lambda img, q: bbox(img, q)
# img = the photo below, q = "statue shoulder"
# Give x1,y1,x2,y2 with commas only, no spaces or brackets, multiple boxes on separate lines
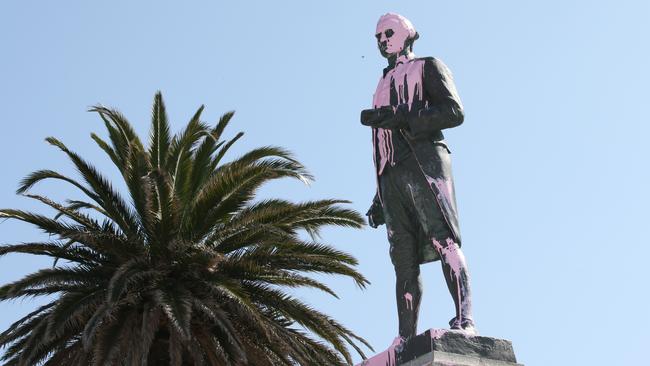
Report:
414,56,441,65
417,57,453,79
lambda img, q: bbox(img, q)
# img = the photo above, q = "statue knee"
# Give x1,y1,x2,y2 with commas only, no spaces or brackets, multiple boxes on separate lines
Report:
430,236,459,256
431,237,468,270
390,256,419,280
388,232,419,274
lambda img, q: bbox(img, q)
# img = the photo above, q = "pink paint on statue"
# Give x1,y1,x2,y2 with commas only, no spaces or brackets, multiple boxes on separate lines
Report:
372,59,425,110
375,13,416,56
371,13,425,176
358,336,403,366
424,175,453,204
373,75,392,108
372,60,425,175
430,238,442,252
431,238,466,322
376,128,394,175
390,60,425,109
358,329,474,365
442,238,464,279
404,292,413,311
430,328,449,340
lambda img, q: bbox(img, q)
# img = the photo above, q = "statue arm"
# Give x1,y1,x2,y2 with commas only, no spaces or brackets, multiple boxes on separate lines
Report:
405,58,465,138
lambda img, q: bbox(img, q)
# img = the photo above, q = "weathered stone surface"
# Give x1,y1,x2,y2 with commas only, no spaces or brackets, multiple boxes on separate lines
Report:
357,329,523,366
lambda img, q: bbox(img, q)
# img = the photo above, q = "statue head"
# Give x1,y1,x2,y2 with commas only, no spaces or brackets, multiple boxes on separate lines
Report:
375,13,419,59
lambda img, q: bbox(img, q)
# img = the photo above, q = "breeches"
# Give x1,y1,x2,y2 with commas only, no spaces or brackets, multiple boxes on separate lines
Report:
379,154,453,270
379,153,463,338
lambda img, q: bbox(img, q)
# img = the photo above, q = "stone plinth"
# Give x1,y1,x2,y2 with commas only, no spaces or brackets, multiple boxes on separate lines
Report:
357,329,523,366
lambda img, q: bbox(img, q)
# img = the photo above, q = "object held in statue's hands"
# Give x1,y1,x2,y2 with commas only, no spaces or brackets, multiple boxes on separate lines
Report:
360,104,410,129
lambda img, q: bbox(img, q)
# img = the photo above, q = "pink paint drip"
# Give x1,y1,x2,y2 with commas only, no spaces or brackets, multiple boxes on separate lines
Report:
425,175,453,204
404,292,413,311
373,59,425,110
400,143,456,242
358,336,403,366
376,128,394,175
431,238,465,323
372,57,425,176
371,129,384,207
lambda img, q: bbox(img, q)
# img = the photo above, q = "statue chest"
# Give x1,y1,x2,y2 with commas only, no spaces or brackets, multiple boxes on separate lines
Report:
373,59,426,109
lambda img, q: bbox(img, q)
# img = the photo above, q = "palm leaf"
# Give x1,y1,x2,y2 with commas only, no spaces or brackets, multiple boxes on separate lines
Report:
149,91,171,170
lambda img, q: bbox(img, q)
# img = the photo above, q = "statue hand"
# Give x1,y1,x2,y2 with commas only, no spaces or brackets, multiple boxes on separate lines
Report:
360,106,393,126
360,105,410,129
366,199,385,228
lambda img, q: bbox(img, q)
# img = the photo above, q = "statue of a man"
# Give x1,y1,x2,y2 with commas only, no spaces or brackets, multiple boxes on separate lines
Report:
361,13,476,341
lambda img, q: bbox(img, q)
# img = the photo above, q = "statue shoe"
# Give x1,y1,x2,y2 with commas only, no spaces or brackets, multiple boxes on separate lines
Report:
449,317,478,336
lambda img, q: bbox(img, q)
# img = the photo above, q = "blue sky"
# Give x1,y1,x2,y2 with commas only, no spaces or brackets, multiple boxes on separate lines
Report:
1,1,649,364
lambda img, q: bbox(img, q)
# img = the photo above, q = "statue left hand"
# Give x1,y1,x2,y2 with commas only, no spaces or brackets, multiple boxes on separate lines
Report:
366,199,385,228
360,104,410,129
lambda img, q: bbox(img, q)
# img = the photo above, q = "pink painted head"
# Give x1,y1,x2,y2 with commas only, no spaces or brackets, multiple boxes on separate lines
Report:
375,13,418,58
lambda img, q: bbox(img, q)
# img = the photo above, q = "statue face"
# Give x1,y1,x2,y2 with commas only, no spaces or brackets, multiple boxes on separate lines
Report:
375,14,415,58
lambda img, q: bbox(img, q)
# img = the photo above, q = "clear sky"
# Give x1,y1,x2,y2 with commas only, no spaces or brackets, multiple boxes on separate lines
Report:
1,1,649,365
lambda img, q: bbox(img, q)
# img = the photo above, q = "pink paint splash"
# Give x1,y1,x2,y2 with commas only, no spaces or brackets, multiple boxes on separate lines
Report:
376,13,417,56
431,238,465,323
371,129,385,207
372,59,425,110
371,49,425,176
430,328,449,340
358,328,476,365
404,152,455,242
404,292,413,311
370,14,425,178
358,336,403,366
424,175,453,204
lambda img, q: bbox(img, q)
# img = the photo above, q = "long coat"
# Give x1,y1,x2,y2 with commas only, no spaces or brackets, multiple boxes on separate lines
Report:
371,56,465,264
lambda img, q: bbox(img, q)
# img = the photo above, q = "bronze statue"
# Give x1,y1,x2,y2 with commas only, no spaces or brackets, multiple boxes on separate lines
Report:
361,13,476,342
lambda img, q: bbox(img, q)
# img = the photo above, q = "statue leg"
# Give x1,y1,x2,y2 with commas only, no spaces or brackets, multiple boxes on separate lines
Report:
402,162,475,331
387,227,422,339
380,168,423,340
430,237,475,331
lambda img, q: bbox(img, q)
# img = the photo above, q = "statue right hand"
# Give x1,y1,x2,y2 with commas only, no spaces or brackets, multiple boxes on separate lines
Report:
361,105,410,129
366,200,385,228
360,106,394,127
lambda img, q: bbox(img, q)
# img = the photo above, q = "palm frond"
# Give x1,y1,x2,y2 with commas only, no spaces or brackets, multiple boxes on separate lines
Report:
149,91,171,170
45,137,139,237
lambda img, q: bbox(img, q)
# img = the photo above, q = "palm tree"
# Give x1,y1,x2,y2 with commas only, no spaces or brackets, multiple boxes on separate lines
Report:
0,92,372,366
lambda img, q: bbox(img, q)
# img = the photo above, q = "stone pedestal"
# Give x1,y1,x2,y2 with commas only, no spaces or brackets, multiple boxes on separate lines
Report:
357,329,523,366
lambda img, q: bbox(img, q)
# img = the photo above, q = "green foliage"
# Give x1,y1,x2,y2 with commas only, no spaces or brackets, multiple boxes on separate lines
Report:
0,92,372,365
